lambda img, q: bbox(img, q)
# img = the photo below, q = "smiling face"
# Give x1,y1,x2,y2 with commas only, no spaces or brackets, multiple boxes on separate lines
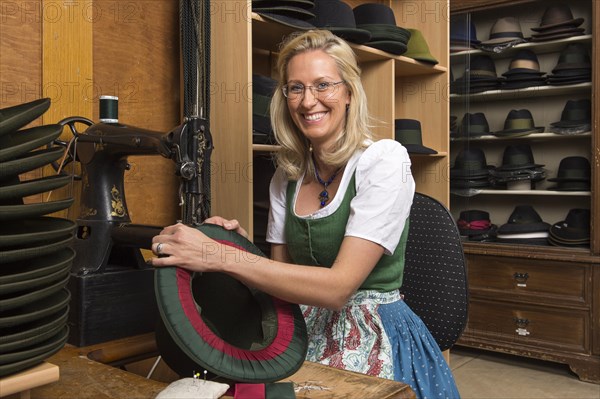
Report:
285,50,351,150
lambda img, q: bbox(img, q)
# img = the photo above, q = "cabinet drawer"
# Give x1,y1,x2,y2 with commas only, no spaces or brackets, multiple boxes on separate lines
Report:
464,299,590,353
466,255,590,306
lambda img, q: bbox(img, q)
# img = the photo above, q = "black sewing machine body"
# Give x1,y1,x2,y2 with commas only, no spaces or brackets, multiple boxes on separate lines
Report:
67,117,212,346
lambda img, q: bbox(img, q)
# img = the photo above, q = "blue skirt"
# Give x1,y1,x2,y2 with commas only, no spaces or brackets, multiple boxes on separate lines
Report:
302,290,460,399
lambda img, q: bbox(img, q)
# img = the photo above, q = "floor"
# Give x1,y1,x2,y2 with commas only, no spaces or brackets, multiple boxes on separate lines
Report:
450,346,600,398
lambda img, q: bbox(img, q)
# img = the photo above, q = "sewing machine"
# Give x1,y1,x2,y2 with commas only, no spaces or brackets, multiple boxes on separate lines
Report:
59,116,212,346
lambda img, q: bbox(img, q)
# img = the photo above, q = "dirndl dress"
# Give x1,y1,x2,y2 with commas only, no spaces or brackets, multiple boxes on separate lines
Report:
301,290,461,399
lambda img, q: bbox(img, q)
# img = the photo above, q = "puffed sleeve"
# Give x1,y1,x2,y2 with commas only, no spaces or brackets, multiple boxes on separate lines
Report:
266,167,289,245
345,139,415,255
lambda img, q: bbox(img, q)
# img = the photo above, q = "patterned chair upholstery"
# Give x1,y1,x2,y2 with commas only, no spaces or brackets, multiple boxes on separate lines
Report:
400,192,469,351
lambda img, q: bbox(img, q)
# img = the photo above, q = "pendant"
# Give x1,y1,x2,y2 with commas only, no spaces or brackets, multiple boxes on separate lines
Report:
318,189,329,207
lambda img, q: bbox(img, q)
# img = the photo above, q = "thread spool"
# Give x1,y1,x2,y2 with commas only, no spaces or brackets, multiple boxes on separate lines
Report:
99,95,118,123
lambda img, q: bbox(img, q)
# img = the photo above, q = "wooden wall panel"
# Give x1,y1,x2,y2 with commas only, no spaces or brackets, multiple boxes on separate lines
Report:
92,0,181,227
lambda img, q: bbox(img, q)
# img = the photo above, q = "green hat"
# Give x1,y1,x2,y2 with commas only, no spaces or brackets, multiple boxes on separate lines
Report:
155,223,308,383
0,98,50,137
404,29,439,65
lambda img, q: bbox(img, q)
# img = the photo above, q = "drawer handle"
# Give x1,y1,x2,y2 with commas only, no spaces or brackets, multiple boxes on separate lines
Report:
513,272,529,287
514,318,530,327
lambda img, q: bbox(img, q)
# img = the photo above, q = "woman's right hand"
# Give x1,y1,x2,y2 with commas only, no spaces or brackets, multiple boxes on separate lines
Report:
203,216,249,238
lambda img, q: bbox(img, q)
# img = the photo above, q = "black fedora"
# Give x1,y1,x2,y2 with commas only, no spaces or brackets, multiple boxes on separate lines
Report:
550,99,591,128
450,14,481,46
0,98,51,137
502,50,546,77
458,112,491,138
394,119,437,154
252,0,315,30
497,205,550,234
552,43,591,72
450,147,492,179
155,223,307,383
493,109,545,137
353,3,410,55
496,144,544,171
531,4,584,32
308,0,371,44
549,208,590,243
547,156,590,191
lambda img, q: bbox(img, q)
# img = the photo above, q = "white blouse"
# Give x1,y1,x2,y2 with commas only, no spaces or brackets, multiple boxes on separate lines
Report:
266,139,415,255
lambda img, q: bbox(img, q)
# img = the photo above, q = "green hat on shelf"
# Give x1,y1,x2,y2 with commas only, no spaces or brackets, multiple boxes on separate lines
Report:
404,29,438,65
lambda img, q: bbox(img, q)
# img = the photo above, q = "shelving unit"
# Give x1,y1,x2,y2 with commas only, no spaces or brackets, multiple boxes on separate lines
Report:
210,0,450,236
450,0,600,383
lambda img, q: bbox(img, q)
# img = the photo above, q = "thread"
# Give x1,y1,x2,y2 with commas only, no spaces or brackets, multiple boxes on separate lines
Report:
99,95,118,123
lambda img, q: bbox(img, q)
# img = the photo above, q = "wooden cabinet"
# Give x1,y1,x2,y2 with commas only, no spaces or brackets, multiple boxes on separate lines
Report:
450,0,600,383
210,0,450,237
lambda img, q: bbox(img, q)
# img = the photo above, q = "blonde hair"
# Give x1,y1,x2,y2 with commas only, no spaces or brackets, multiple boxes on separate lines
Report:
270,29,372,180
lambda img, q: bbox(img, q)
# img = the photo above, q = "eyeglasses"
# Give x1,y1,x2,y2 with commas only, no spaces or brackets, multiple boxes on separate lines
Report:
282,81,345,101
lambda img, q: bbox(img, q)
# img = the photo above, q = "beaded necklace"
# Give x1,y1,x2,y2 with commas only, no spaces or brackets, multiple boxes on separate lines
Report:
312,154,341,207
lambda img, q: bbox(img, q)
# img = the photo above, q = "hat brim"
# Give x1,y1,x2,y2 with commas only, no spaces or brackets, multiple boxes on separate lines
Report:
363,40,407,55
155,223,308,383
497,222,550,234
550,222,589,241
493,126,545,136
254,11,315,30
0,174,72,203
252,0,315,10
403,144,437,154
0,147,64,181
0,198,74,222
0,98,51,137
531,17,584,32
327,27,372,44
480,37,526,46
0,217,76,249
0,124,63,163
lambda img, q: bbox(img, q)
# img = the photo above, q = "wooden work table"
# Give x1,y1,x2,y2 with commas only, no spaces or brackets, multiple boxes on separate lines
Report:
2,334,415,399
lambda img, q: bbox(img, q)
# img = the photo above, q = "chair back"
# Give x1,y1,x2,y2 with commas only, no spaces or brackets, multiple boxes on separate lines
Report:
400,192,468,351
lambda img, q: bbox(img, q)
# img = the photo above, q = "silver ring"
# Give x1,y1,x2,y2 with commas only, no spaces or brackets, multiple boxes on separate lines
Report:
156,243,164,254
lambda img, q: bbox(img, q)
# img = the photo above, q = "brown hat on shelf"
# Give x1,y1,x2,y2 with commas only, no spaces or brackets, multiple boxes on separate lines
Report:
531,4,584,32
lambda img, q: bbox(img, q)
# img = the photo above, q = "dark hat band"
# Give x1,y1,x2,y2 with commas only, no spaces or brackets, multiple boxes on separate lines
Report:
510,59,540,70
507,153,534,165
457,219,491,230
557,169,590,179
459,160,486,169
395,129,422,145
560,52,589,63
504,118,535,129
463,124,489,134
563,108,589,120
489,31,524,40
253,93,272,117
470,69,496,78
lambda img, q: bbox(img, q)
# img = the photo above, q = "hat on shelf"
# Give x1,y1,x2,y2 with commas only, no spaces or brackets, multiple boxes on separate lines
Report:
457,112,491,138
500,50,548,89
496,205,550,246
252,74,277,145
450,13,481,50
547,43,592,86
531,4,584,32
495,144,544,171
155,223,308,383
493,109,545,137
549,99,591,134
546,156,591,191
352,3,411,55
307,0,371,44
530,3,586,43
252,0,316,30
404,29,438,65
394,119,437,154
456,209,497,240
450,147,493,189
548,208,590,247
451,55,500,94
479,17,527,49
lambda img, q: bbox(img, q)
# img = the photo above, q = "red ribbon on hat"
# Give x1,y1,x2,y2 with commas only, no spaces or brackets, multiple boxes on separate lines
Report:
458,219,491,230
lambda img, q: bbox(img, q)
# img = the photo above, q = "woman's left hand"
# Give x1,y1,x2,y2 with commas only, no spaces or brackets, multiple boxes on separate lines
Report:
150,223,222,271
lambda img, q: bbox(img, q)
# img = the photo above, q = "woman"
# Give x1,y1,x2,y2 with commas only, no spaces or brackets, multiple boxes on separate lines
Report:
152,29,460,398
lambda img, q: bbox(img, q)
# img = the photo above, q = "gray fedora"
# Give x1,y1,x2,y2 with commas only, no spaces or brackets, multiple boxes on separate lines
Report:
480,17,526,46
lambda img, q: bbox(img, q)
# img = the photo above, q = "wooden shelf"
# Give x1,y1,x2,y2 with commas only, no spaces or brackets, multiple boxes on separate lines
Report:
450,82,592,102
451,189,591,196
0,362,59,398
451,132,592,142
450,34,593,59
